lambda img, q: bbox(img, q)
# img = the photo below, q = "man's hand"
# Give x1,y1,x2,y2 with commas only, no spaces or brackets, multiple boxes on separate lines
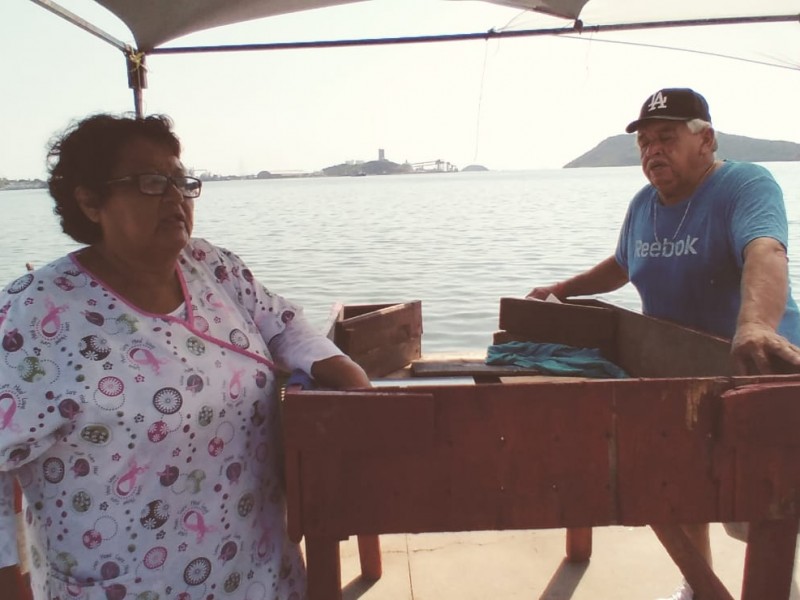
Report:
525,256,629,303
526,283,564,301
731,322,800,375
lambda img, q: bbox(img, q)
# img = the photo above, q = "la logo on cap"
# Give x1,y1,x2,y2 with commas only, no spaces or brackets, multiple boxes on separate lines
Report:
647,91,668,112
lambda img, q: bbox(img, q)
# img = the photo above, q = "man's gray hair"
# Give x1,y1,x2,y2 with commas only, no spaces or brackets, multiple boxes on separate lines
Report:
686,118,718,151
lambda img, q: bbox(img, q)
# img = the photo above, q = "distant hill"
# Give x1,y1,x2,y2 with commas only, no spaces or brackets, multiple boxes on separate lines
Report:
564,132,800,168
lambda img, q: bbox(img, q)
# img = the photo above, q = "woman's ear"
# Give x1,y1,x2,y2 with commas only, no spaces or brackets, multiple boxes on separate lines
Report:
75,186,102,223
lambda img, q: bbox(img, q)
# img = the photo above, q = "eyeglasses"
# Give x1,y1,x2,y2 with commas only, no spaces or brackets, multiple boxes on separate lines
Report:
104,173,202,198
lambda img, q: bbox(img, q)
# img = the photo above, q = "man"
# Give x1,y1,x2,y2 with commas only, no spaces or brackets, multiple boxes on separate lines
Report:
528,87,800,600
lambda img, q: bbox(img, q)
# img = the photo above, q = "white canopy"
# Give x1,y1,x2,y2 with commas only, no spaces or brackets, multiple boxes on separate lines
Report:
88,0,591,50
32,0,800,52
30,0,799,115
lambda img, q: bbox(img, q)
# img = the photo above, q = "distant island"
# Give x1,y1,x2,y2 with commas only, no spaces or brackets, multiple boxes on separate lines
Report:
0,177,46,191
0,151,468,191
321,159,412,177
9,132,797,190
564,132,800,168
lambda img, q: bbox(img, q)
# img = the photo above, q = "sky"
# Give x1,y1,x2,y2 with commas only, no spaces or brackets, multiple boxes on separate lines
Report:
2,0,799,178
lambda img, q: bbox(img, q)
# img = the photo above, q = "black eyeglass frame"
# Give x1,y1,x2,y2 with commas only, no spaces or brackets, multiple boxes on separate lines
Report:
103,173,203,198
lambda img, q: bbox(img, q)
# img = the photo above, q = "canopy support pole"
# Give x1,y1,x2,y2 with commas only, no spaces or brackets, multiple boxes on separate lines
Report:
126,51,147,118
148,14,800,56
30,0,128,51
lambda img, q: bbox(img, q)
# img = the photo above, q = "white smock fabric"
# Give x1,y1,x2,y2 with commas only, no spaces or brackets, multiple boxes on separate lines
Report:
0,237,343,600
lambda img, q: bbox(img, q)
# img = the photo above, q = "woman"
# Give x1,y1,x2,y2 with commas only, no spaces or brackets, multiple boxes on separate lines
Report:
0,114,370,599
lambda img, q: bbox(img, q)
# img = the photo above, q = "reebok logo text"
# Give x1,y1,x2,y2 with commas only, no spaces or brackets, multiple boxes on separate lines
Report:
635,236,698,258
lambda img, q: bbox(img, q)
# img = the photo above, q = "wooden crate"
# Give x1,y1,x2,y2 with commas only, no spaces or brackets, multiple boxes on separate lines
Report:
333,301,422,378
495,297,733,378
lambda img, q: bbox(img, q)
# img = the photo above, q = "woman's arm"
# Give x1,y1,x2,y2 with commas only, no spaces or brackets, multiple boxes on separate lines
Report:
310,355,371,389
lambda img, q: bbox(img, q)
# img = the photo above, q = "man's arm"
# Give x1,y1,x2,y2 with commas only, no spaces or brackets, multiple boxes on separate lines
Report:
527,255,629,300
732,237,800,374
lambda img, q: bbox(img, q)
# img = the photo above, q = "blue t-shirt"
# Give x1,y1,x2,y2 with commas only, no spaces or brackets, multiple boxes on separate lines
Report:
615,160,800,343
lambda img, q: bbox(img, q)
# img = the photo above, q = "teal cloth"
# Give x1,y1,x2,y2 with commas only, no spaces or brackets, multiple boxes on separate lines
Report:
486,341,629,379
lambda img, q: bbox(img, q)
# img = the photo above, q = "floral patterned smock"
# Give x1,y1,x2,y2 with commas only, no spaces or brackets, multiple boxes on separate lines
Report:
0,238,343,600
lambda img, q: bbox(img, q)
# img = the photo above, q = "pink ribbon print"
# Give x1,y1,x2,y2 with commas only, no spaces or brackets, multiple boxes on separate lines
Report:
115,459,149,497
228,369,245,402
0,392,19,432
183,509,218,543
40,298,68,338
129,347,169,374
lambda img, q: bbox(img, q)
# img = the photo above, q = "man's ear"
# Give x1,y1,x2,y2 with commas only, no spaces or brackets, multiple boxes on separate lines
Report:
700,127,716,154
75,186,102,223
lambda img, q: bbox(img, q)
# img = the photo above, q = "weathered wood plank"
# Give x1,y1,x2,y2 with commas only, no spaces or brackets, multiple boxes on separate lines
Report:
411,358,543,377
357,535,382,581
719,383,800,522
613,378,730,524
340,303,406,320
333,301,422,377
284,378,800,600
498,297,618,360
285,381,800,533
348,339,421,379
721,382,800,446
284,449,303,542
286,383,615,537
497,296,733,377
651,523,734,600
612,304,732,377
285,380,800,534
565,527,592,562
499,375,593,384
742,519,800,600
282,390,435,453
305,537,342,600
335,301,422,354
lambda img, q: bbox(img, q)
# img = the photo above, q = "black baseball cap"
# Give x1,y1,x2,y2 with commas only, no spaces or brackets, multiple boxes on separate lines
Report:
625,88,712,133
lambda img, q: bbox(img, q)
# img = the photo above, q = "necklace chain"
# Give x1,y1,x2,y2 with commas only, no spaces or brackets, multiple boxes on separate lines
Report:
653,196,693,241
652,161,716,241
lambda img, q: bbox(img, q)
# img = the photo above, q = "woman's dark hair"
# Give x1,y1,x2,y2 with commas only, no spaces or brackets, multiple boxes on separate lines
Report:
47,113,182,244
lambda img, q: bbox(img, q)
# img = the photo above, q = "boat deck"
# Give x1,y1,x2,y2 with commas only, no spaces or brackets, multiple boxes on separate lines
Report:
334,525,800,599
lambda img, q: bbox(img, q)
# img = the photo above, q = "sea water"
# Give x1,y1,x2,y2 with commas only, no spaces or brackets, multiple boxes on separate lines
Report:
2,163,798,353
